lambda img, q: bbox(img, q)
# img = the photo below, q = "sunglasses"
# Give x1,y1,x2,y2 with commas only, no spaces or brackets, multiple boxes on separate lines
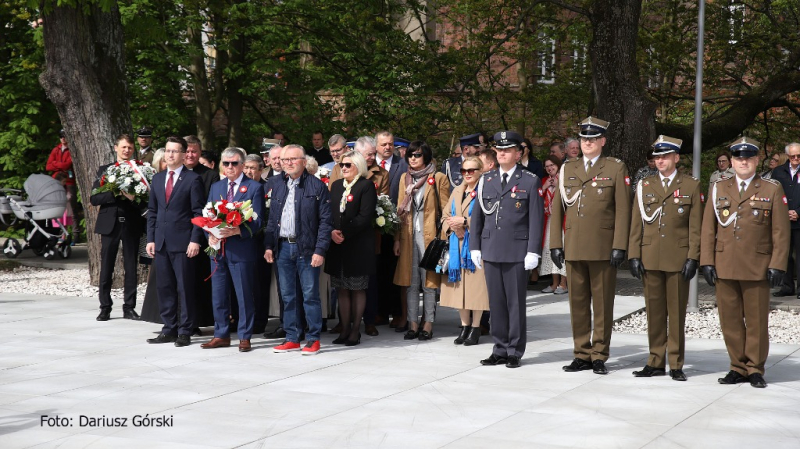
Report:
790,155,800,160
338,162,353,169
409,152,424,159
222,161,240,167
460,168,479,175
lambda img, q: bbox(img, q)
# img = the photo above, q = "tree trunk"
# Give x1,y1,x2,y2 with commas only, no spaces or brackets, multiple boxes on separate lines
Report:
590,0,657,170
187,19,215,152
227,35,246,148
38,1,133,286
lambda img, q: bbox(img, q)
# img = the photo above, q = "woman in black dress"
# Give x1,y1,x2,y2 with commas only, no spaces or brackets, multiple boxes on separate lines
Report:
325,151,378,346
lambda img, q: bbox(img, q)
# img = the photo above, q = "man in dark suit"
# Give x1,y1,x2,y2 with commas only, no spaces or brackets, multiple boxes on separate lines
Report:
89,134,144,321
145,136,205,347
308,131,333,165
375,131,409,329
201,147,265,352
183,135,219,197
769,142,800,297
470,131,544,369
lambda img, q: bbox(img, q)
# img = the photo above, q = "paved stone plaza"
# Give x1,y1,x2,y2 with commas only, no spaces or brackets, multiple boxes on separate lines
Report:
1,290,799,448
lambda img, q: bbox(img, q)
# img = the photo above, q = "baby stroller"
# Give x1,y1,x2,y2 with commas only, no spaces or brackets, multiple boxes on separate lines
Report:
2,174,72,260
0,187,23,226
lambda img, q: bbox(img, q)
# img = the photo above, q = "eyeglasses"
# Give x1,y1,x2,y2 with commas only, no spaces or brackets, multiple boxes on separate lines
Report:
222,161,240,167
280,157,304,164
409,152,424,159
339,162,353,169
460,168,479,175
580,137,599,143
789,155,800,160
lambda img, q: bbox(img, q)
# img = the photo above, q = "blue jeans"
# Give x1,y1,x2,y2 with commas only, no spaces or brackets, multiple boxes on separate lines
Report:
276,241,322,342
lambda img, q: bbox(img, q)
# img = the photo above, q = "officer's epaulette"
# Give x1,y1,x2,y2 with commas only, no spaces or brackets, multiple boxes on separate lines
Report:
710,177,726,184
762,178,779,186
607,157,624,164
521,169,538,179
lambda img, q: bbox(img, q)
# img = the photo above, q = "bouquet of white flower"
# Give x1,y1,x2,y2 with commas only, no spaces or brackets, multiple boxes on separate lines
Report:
374,194,400,235
91,160,156,204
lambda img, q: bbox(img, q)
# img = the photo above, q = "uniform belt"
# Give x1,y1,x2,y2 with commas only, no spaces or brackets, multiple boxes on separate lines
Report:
279,237,297,243
117,217,126,222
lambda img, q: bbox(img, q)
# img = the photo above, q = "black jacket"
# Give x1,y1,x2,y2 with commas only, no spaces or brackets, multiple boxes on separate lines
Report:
89,164,145,236
770,161,800,229
325,177,378,277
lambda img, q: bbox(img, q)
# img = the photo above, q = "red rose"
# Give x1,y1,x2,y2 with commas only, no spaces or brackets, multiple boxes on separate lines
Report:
100,175,106,186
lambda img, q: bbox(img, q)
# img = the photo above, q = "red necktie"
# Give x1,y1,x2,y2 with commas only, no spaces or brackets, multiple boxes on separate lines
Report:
165,171,175,203
380,160,386,170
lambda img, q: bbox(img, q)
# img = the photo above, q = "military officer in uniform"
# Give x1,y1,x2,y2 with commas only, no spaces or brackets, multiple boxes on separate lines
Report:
470,131,544,368
628,135,702,381
550,116,631,375
136,127,154,164
700,137,789,388
442,133,484,190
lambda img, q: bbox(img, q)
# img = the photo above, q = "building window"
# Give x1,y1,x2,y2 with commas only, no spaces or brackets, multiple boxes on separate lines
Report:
728,2,745,45
537,33,556,84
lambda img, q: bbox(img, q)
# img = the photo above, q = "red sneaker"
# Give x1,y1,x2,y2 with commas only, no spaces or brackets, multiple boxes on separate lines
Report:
273,341,301,353
301,340,321,355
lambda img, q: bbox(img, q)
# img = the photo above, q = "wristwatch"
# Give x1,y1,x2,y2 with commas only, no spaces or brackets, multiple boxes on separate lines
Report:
463,217,467,226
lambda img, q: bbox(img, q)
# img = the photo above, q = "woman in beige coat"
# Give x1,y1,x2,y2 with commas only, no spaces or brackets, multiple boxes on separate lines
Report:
393,141,450,341
439,156,489,346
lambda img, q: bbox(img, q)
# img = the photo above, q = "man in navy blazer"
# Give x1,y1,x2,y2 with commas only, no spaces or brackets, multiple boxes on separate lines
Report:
201,147,265,352
145,136,205,347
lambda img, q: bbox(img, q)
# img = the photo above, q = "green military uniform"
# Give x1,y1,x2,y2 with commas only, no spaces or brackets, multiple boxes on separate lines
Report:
628,136,702,377
700,137,790,386
550,117,631,368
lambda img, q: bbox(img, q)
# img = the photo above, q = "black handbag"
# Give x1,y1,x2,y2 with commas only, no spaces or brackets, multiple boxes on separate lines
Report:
418,177,449,271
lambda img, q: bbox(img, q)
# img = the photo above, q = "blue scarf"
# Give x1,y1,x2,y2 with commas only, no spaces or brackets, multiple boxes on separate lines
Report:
448,194,476,282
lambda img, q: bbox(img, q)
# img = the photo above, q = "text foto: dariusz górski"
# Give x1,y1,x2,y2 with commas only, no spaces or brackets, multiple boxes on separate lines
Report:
40,414,174,428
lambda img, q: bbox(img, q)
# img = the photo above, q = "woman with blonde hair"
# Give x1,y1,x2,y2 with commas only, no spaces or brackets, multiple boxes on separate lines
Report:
439,156,489,345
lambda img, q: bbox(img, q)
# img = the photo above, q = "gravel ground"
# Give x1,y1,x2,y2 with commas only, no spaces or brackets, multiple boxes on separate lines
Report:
614,305,800,344
0,266,147,303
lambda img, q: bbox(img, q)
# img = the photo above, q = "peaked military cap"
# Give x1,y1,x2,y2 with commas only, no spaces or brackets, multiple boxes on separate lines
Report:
394,137,410,149
260,138,280,153
493,131,523,149
651,135,682,155
459,133,482,147
136,127,153,137
729,137,760,158
578,116,609,138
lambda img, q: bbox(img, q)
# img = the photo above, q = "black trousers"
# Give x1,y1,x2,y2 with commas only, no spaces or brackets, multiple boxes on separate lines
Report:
156,248,196,336
377,238,401,318
780,227,800,293
98,219,140,311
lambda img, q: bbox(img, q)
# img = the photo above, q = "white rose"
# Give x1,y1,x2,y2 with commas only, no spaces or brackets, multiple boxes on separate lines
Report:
376,216,386,227
108,175,116,183
133,174,141,181
376,207,384,215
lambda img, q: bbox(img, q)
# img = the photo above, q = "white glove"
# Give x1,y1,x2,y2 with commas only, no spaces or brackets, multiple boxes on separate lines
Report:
470,250,483,270
524,252,540,270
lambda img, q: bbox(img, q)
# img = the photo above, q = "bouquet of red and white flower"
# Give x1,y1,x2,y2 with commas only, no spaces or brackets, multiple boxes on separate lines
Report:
191,199,259,257
314,166,331,186
91,160,155,204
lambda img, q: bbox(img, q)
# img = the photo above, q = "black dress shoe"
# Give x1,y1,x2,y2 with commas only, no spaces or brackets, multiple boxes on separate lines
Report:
365,325,379,336
718,370,748,384
403,329,419,340
670,369,687,381
506,356,521,368
123,310,140,320
562,358,592,372
454,326,470,345
463,327,481,346
480,354,508,366
265,327,286,339
417,330,433,341
748,373,767,388
345,332,361,347
192,327,203,337
147,333,177,344
394,323,409,333
632,365,666,377
592,360,608,375
174,335,191,347
96,310,111,321
332,336,348,345
772,290,795,297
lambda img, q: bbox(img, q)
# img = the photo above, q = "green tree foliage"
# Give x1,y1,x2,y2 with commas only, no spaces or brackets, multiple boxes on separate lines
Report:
0,1,59,189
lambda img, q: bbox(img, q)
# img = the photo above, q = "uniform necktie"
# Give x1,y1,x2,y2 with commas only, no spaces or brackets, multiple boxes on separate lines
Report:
227,181,235,202
501,173,508,190
380,159,386,170
165,171,175,203
662,178,669,193
586,160,593,173
739,181,746,198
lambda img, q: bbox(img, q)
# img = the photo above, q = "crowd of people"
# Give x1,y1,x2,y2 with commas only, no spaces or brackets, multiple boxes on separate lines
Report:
81,119,800,389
